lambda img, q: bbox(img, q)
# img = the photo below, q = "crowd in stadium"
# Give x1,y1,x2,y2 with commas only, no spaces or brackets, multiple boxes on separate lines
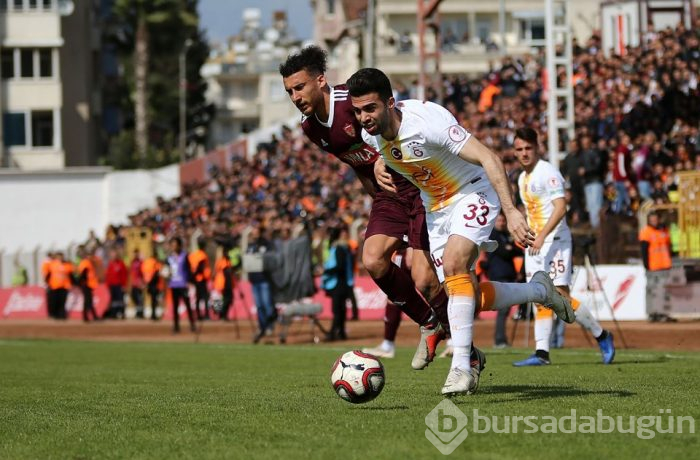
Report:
81,23,698,277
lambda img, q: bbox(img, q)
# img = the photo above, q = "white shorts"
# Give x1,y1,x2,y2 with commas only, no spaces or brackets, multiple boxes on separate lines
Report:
426,183,500,282
525,238,572,287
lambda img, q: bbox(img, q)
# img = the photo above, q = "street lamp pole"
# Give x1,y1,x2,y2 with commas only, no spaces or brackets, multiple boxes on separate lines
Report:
179,39,192,163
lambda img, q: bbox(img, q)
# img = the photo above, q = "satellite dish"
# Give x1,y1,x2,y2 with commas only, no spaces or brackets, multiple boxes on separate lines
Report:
58,0,75,16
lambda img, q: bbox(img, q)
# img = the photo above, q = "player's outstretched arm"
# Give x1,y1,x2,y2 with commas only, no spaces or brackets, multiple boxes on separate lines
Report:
458,137,535,247
373,157,397,193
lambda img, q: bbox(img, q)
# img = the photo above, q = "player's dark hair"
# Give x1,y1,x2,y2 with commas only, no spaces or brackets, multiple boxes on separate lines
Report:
279,45,327,77
514,127,539,145
347,68,393,102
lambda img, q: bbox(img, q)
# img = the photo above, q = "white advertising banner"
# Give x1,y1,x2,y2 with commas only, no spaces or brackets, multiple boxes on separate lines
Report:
571,264,647,321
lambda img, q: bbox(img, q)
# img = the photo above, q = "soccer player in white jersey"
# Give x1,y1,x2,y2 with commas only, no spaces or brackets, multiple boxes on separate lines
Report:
346,68,576,396
511,128,615,366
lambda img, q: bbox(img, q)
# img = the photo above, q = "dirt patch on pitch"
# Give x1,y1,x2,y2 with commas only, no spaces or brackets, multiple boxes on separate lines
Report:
0,317,698,352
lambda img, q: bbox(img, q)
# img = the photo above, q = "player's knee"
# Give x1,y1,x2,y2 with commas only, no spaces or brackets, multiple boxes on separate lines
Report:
441,259,468,279
362,250,390,278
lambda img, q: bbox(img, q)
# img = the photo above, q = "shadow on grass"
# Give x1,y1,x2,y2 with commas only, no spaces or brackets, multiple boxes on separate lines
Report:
357,405,410,411
461,385,635,403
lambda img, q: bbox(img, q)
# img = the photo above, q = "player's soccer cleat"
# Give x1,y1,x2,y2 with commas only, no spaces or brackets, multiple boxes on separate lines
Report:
513,354,551,367
362,345,395,359
412,321,446,370
531,271,576,323
441,367,479,396
598,332,615,364
470,346,487,392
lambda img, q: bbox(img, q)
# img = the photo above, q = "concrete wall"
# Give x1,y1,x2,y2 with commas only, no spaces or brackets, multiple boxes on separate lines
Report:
0,165,180,255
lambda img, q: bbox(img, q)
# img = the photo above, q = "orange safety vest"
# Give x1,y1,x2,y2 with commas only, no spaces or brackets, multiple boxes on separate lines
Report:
141,257,161,283
639,225,672,271
189,250,211,282
63,262,74,289
48,259,68,289
213,256,232,292
78,258,98,289
41,258,52,284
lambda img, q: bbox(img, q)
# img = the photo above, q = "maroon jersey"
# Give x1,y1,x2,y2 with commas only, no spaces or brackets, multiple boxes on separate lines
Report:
301,84,413,196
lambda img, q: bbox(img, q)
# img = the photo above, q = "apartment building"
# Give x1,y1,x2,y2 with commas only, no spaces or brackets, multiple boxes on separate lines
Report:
0,0,64,169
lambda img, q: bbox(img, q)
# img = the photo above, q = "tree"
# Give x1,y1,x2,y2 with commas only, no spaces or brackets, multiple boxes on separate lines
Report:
107,0,207,168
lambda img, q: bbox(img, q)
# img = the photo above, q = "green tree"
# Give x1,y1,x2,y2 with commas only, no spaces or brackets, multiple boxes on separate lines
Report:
107,0,209,168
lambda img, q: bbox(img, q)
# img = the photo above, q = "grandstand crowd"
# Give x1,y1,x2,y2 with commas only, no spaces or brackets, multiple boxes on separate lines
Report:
58,23,698,322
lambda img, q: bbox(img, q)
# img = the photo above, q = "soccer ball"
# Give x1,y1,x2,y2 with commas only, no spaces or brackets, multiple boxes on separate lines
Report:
330,350,385,404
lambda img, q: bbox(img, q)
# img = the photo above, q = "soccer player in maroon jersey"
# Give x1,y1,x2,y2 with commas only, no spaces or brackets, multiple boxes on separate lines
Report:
280,45,463,370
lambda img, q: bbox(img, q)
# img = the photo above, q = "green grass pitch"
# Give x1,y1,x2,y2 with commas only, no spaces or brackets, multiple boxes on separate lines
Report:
1,340,698,459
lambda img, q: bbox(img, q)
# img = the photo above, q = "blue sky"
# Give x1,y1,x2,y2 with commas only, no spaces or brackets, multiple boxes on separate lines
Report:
198,0,314,44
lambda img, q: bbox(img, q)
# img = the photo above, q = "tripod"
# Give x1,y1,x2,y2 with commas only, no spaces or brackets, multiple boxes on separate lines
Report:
572,245,629,349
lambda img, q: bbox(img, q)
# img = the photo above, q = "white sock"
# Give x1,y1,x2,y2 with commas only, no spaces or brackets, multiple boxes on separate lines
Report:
448,294,475,370
534,309,553,352
488,281,546,310
574,304,603,337
381,339,395,351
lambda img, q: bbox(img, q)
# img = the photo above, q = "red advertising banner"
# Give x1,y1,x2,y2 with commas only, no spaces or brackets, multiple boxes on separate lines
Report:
0,275,499,321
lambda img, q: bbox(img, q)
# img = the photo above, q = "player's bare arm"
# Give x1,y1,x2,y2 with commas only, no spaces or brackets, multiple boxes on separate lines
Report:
529,197,567,256
458,136,535,247
373,157,397,193
357,173,378,198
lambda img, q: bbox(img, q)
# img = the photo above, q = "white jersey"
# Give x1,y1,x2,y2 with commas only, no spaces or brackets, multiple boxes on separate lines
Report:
361,100,484,212
517,159,570,243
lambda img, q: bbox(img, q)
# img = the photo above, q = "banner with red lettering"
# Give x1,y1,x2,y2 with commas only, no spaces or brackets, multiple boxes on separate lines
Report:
1,275,504,321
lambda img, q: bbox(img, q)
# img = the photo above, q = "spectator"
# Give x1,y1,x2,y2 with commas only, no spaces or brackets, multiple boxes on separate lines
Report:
76,246,99,322
167,237,197,333
247,226,276,343
398,31,413,54
639,212,673,321
189,238,212,320
129,249,145,318
103,249,127,319
141,251,162,320
321,226,353,342
579,134,605,228
11,258,28,287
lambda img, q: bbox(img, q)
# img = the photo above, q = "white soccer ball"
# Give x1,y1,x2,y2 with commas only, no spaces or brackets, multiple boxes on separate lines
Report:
330,350,385,404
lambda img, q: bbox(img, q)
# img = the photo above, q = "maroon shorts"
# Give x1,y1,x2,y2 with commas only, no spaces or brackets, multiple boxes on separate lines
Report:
365,189,430,250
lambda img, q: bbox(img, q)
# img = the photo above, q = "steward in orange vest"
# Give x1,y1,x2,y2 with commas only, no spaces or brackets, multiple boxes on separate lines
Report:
189,238,211,320
213,242,234,320
141,254,163,320
77,246,99,322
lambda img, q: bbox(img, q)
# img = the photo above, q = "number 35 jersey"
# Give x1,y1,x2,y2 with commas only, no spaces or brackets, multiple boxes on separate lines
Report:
361,100,485,212
517,159,571,243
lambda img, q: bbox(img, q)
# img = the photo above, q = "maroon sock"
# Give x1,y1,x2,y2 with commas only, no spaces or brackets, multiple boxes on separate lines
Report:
429,288,450,334
384,302,403,341
373,264,432,325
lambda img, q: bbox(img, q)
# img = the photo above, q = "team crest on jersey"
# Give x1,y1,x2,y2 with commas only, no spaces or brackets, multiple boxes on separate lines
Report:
390,147,403,160
549,177,559,188
448,124,466,142
343,123,356,138
408,141,424,157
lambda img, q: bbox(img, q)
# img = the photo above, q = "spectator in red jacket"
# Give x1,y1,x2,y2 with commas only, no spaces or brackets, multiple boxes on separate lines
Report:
103,249,128,319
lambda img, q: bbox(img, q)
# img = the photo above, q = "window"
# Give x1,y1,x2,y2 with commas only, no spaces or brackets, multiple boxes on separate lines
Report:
39,49,52,77
31,111,54,147
42,0,52,9
20,49,33,78
326,0,335,15
520,19,546,43
0,0,7,12
3,113,26,147
29,0,38,9
1,49,13,79
13,0,22,10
